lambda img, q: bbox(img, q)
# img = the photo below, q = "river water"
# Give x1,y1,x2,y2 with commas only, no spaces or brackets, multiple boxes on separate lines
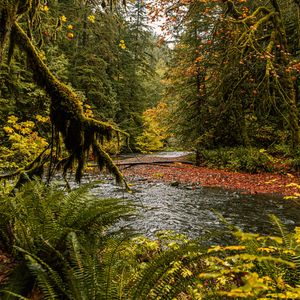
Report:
87,177,300,241
67,151,300,240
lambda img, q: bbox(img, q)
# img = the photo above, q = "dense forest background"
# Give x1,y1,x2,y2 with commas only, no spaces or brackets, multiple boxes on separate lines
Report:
2,0,300,177
0,0,168,165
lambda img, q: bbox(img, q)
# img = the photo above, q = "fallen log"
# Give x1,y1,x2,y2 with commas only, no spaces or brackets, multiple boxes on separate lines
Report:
88,160,195,167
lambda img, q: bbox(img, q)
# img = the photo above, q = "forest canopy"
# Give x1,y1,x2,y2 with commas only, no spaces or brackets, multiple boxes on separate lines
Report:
0,0,167,186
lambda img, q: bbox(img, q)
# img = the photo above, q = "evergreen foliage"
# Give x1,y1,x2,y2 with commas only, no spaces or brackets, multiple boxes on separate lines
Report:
3,1,300,298
0,1,141,188
1,182,300,299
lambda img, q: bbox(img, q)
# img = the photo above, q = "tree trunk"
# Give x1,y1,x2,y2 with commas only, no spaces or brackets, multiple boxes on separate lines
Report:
0,8,17,64
269,0,300,149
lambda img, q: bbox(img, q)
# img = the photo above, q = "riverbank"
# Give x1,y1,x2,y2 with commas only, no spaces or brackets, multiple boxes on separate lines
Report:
120,161,300,197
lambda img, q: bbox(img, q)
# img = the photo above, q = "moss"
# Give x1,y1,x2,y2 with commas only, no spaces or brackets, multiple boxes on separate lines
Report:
4,22,129,189
0,146,49,190
229,3,300,150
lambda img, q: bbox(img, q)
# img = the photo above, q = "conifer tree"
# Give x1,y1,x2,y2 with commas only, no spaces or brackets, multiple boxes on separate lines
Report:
114,1,157,150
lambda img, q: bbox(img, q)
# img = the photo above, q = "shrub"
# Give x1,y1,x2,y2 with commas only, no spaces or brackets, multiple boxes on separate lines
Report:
200,147,275,173
128,216,300,299
136,102,169,153
0,115,49,172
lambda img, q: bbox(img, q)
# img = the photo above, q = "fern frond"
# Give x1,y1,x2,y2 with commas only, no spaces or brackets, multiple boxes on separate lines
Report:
99,234,136,300
25,256,59,300
269,214,291,247
65,232,104,300
0,180,136,299
67,232,87,277
291,254,300,271
130,243,204,300
15,246,66,296
1,291,30,300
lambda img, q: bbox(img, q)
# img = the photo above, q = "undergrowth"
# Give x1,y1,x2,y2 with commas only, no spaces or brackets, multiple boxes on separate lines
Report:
1,181,300,299
0,180,134,299
197,147,275,173
194,145,300,174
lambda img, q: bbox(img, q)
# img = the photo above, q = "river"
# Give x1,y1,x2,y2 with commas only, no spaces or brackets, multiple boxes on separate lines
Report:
67,151,300,241
84,176,300,241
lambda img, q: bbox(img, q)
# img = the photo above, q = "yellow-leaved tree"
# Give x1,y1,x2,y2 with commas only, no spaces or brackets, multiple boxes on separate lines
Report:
136,102,169,152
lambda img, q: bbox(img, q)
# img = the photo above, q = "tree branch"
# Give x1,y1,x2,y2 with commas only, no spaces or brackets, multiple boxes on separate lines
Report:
8,21,129,187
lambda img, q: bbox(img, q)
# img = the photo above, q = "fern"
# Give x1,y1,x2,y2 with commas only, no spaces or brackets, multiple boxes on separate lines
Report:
0,179,135,299
15,247,67,297
269,214,291,247
130,243,204,300
26,257,59,300
99,234,136,300
2,291,30,300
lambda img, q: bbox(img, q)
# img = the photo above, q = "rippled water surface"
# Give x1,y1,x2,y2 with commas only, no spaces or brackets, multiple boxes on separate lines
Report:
86,177,300,239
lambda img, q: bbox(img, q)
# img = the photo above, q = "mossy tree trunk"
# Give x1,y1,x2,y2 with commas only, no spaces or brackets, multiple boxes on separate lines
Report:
10,22,128,186
0,7,17,64
0,0,34,64
223,0,300,150
271,0,300,149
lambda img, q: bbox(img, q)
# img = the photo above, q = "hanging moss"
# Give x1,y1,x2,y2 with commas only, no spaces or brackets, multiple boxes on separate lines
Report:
0,22,129,190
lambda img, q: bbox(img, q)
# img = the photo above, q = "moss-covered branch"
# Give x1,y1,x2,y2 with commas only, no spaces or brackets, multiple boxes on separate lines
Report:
10,21,129,187
233,6,271,25
0,146,49,190
226,2,300,149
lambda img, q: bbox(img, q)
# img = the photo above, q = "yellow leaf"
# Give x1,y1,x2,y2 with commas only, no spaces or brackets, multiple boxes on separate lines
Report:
181,268,193,278
88,15,95,23
7,115,18,124
3,126,14,134
61,15,67,22
67,32,74,39
208,245,223,253
36,115,49,123
257,247,276,253
286,183,300,188
265,179,277,184
284,195,299,200
223,245,246,251
40,5,49,12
